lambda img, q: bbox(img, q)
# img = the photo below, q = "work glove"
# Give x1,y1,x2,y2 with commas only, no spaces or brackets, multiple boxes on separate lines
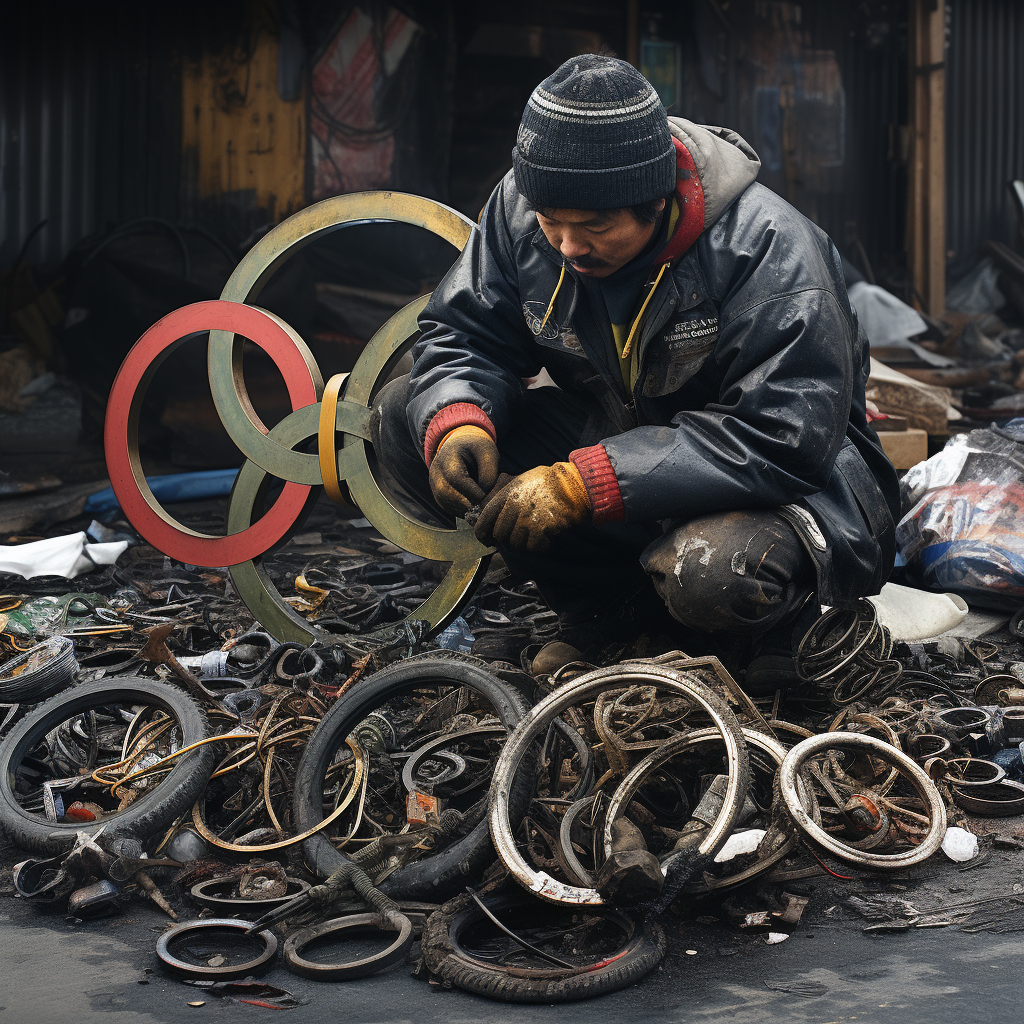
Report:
474,462,591,552
428,425,500,516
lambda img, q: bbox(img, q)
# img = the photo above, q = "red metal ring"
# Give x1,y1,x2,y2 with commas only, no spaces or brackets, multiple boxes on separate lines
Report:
103,300,316,567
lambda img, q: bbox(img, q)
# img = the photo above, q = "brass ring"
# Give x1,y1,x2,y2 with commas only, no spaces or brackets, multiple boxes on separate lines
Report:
208,192,473,480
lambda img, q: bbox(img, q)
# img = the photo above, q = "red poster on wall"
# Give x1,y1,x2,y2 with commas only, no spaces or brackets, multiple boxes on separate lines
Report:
310,7,419,199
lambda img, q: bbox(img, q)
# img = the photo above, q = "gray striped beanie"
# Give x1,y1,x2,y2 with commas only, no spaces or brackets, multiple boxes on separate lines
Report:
512,55,676,211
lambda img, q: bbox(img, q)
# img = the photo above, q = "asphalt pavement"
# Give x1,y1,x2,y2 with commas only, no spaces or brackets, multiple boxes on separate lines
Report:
2,836,1022,1024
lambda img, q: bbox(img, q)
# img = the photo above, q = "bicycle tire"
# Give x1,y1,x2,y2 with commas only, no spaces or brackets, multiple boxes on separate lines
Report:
294,655,531,900
779,731,946,869
0,676,214,854
488,661,747,905
421,892,665,1002
0,637,78,703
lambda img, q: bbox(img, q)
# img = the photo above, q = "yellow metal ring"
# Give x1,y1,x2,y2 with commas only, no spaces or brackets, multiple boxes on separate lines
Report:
318,373,348,504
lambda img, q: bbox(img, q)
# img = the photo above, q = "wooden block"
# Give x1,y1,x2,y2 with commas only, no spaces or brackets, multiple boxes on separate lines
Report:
877,428,928,471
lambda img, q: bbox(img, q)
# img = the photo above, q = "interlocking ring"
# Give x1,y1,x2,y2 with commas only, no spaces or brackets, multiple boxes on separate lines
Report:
104,192,492,645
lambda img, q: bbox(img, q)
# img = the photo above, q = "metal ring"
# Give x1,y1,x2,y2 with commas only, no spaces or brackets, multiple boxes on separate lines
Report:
558,795,601,888
225,399,489,645
282,912,413,980
103,301,317,567
936,706,992,737
210,192,474,475
951,778,1024,816
190,875,311,913
943,757,1005,787
401,725,506,794
156,918,278,978
1002,706,1024,742
908,733,952,761
318,373,349,504
604,727,808,892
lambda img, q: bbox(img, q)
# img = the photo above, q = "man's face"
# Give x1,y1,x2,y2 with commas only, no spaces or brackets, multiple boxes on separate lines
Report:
535,200,665,278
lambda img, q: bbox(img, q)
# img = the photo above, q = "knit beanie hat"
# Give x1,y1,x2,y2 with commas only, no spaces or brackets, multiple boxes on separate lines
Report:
512,54,676,211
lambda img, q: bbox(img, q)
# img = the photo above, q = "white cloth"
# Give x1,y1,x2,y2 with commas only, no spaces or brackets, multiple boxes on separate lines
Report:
0,532,128,579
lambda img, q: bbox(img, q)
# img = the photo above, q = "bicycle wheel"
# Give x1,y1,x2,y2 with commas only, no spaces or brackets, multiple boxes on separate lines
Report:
294,655,531,900
488,661,747,905
421,891,665,1002
779,731,946,869
0,676,214,854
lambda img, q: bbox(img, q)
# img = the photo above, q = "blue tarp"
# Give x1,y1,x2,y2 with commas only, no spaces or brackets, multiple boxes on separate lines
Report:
85,469,240,516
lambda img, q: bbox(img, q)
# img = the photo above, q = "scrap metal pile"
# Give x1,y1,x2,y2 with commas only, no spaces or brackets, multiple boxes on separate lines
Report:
3,556,1023,1002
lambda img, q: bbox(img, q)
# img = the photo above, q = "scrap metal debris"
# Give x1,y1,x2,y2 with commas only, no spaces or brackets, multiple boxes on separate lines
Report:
2,513,1024,1001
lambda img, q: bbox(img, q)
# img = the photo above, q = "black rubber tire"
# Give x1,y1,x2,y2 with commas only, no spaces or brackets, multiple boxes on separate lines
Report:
421,892,666,1002
0,676,214,854
0,637,78,703
294,655,531,901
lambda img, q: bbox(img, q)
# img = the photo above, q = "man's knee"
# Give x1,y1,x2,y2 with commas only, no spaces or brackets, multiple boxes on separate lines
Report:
640,511,813,633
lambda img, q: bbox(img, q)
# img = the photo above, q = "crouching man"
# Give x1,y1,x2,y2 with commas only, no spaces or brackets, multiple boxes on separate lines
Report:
376,55,899,679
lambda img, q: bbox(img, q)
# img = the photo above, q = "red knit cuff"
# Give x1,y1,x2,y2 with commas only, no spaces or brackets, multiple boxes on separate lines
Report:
423,404,496,465
569,445,624,524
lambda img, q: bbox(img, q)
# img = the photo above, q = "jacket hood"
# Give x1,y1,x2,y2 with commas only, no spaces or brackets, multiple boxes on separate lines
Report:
657,118,760,262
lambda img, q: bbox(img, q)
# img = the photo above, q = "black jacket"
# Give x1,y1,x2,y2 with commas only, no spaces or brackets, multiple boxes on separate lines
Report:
408,118,899,605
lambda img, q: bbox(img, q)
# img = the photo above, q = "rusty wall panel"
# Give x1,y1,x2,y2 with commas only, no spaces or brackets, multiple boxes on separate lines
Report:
181,15,306,224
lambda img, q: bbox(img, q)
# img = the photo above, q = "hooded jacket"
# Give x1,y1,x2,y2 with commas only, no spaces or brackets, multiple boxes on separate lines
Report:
407,118,900,606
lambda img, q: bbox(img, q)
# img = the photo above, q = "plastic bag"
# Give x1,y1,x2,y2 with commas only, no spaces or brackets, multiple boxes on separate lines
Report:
897,419,1024,608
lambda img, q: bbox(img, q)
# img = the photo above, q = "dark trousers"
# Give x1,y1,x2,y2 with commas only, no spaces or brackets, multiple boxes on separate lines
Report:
375,375,816,638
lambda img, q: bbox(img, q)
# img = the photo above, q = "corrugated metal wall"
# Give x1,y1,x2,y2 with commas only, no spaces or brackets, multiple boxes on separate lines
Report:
946,0,1024,271
0,5,183,269
802,2,906,284
0,7,98,267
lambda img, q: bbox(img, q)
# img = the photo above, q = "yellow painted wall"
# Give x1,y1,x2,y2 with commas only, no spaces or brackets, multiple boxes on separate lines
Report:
182,25,305,221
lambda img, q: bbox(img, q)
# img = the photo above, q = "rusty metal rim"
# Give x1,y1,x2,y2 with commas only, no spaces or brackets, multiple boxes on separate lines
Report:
189,875,312,913
156,918,278,978
282,911,414,980
603,727,806,892
487,661,747,906
779,731,946,869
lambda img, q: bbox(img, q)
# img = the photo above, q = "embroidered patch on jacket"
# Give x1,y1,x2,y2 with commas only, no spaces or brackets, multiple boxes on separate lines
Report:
522,301,584,354
642,315,719,397
665,316,719,348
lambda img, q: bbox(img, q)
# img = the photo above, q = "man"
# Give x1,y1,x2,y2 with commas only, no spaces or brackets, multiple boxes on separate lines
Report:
377,54,899,678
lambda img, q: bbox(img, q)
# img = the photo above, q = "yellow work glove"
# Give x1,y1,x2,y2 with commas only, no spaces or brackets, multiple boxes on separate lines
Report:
429,425,500,516
474,462,591,552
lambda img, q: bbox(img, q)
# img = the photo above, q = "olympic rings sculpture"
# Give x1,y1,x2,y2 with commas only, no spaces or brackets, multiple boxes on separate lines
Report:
104,192,492,646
